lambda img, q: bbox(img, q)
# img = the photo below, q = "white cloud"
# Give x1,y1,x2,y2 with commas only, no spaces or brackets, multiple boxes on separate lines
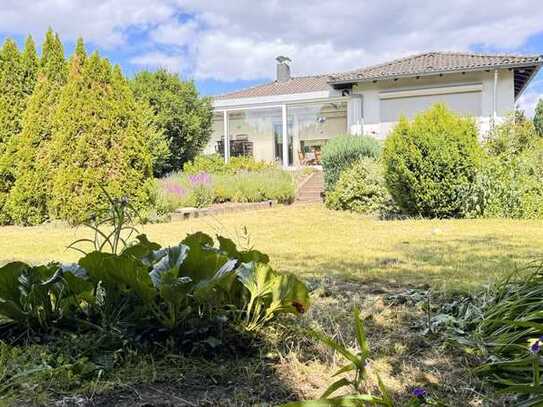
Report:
518,86,543,117
150,20,199,46
1,0,542,90
0,0,175,47
173,0,543,81
130,51,183,72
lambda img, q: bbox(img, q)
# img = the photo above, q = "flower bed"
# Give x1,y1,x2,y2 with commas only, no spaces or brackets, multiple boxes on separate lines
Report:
157,168,296,211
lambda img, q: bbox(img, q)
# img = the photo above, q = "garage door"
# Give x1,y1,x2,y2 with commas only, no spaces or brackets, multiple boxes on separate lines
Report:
380,91,482,123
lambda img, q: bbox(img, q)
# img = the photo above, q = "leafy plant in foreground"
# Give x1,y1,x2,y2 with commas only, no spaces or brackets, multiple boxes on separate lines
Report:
282,308,394,407
446,264,543,405
281,308,447,407
0,198,310,342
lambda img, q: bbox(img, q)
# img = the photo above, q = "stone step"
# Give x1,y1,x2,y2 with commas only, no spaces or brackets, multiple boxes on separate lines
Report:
296,171,324,203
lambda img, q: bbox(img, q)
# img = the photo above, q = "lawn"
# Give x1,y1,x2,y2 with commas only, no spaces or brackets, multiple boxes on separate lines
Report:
2,204,543,406
2,204,542,291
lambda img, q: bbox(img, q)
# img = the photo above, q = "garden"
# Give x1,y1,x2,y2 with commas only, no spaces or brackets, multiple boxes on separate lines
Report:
3,28,543,407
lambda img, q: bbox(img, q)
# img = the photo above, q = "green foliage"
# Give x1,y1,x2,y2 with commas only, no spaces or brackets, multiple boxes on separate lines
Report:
321,135,382,191
0,39,23,223
281,308,394,407
534,98,543,137
158,168,295,210
0,196,309,339
183,154,275,175
45,53,154,224
485,112,540,156
183,154,225,174
448,265,543,405
325,158,392,216
383,104,482,218
463,116,543,219
213,169,295,204
130,69,213,176
4,30,67,225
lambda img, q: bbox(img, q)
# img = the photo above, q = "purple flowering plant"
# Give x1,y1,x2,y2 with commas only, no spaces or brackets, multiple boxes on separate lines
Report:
188,171,211,187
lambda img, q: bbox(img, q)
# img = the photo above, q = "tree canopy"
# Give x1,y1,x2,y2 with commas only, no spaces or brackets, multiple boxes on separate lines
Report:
130,69,213,176
0,30,211,225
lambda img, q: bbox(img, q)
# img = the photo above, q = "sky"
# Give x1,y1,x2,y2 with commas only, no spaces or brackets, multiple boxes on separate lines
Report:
1,0,542,115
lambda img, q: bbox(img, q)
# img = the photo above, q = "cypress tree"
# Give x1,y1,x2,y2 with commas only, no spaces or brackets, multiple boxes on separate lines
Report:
4,30,67,225
535,98,543,137
0,39,23,223
21,35,39,97
47,52,153,224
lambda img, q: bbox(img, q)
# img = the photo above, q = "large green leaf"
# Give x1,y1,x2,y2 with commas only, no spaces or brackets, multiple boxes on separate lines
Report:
193,259,238,303
181,232,230,283
80,252,155,303
217,235,269,264
149,244,189,288
122,234,161,264
61,264,93,295
0,262,29,305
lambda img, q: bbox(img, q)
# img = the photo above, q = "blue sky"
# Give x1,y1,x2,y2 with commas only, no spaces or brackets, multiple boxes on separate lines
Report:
1,0,542,114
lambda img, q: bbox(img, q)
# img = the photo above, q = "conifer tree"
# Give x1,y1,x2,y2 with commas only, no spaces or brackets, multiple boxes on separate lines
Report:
534,98,543,137
47,52,153,224
21,35,39,97
4,30,67,224
0,39,24,223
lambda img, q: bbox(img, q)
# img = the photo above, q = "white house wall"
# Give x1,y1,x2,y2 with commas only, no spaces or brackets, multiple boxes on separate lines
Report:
354,69,515,139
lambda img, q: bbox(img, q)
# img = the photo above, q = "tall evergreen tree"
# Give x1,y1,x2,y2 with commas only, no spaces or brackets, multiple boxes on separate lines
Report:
21,35,39,97
534,98,543,137
4,30,67,225
0,39,24,223
47,52,153,224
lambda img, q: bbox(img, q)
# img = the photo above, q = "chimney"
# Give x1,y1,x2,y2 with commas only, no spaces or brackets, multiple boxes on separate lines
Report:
276,56,291,82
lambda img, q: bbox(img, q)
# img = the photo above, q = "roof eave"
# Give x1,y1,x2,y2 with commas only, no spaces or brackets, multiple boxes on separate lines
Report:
515,63,543,101
327,60,543,86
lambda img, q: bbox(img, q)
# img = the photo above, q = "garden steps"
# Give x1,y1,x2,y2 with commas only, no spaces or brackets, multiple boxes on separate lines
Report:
296,171,324,203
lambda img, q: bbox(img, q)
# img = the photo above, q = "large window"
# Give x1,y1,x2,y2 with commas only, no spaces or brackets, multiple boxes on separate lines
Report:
288,101,347,165
208,100,348,167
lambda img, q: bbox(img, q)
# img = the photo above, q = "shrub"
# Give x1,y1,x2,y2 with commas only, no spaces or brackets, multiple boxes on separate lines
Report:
158,168,295,209
320,134,381,191
463,148,543,219
485,112,539,156
534,98,543,137
183,154,226,175
462,116,543,219
213,169,295,204
383,104,483,218
325,158,392,215
183,154,275,175
130,69,213,176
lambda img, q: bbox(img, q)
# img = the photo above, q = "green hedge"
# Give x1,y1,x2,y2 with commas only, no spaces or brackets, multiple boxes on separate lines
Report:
383,104,482,218
325,158,392,215
183,154,275,175
320,135,381,191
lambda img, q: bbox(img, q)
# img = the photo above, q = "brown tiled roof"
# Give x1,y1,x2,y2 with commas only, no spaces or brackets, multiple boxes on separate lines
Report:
215,52,543,100
214,75,330,100
329,51,543,83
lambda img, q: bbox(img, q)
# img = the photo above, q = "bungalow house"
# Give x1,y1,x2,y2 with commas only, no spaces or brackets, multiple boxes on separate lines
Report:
206,52,543,168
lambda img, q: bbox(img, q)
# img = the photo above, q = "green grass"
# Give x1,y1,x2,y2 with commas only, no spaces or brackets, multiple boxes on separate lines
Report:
2,204,541,405
2,204,542,292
